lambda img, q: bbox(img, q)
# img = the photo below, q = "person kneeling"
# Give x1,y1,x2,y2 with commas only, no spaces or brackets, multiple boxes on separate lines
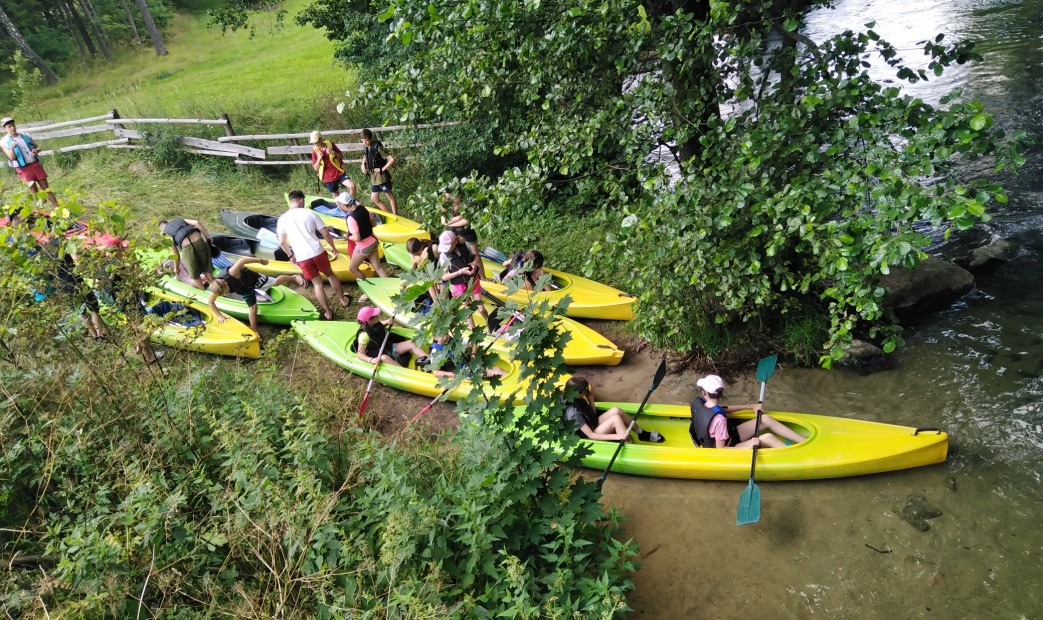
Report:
689,374,805,448
564,377,664,443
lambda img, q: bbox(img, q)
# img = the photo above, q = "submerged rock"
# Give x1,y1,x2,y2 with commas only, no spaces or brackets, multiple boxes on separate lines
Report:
895,495,943,532
955,239,1018,273
880,257,975,321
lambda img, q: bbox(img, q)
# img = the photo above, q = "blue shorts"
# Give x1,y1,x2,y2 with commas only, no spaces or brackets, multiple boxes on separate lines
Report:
370,181,393,193
323,174,347,194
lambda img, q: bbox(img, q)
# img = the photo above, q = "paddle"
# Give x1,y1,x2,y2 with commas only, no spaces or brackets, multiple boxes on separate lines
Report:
736,354,778,526
358,315,396,418
596,358,668,490
409,308,523,424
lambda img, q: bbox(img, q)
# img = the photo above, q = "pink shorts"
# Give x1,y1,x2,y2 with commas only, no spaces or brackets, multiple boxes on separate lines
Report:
450,279,481,298
297,251,332,280
15,161,47,184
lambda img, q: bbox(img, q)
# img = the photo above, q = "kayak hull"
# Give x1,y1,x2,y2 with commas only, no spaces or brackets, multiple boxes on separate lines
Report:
563,402,948,481
139,249,319,325
145,290,261,358
356,277,624,366
291,320,538,405
285,193,430,244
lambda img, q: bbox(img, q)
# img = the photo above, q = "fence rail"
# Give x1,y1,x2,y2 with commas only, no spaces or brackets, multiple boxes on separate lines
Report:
16,109,455,167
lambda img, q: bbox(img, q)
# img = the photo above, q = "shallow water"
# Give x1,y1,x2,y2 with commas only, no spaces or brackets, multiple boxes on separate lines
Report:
586,0,1043,616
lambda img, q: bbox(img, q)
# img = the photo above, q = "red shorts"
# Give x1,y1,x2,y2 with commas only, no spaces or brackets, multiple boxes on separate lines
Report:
297,251,332,280
15,161,47,184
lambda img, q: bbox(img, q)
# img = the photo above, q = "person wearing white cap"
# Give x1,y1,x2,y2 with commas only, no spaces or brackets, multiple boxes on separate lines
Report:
689,374,805,449
1,117,58,207
437,230,491,330
309,130,356,198
333,192,388,281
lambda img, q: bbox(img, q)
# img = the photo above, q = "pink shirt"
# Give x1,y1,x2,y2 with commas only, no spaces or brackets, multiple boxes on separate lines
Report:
346,215,377,250
708,414,730,444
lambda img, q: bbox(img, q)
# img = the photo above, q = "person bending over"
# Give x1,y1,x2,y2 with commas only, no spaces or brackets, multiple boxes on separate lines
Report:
207,256,305,339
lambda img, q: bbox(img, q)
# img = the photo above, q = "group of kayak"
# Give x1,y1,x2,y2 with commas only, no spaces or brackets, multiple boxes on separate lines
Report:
6,189,949,481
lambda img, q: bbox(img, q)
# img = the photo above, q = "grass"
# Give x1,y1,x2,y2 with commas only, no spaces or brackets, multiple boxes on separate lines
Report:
19,0,349,134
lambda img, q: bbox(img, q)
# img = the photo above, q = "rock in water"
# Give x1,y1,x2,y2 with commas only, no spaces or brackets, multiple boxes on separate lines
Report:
895,495,943,531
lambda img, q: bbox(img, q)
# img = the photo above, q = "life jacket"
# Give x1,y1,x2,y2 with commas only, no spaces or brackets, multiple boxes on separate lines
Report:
690,397,728,448
363,140,388,171
314,139,345,177
162,218,198,247
216,266,260,295
565,397,600,437
359,320,387,358
347,205,374,241
2,133,37,168
447,244,474,285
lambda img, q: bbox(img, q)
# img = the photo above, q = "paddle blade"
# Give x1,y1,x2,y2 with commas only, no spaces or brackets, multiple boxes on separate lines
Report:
651,358,668,390
736,479,761,525
358,393,371,418
756,355,778,383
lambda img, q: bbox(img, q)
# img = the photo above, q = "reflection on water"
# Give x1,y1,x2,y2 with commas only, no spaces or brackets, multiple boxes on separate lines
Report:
593,0,1043,616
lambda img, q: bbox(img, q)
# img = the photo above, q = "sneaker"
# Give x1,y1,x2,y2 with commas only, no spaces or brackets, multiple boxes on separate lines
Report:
637,429,665,443
415,356,430,367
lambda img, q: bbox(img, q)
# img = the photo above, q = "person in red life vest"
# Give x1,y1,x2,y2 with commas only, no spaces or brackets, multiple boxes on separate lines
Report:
1,117,58,207
310,130,357,199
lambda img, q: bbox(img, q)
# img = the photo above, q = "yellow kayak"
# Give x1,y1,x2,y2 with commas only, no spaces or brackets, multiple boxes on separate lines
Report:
292,319,547,406
356,277,624,366
287,193,430,243
564,403,948,480
144,290,260,358
211,234,373,282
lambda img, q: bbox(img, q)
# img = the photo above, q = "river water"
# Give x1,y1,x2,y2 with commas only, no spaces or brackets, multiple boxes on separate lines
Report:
592,0,1043,617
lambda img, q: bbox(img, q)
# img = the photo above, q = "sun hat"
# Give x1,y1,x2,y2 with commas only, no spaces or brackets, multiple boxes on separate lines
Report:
357,306,381,322
438,230,456,253
1,117,14,127
309,130,322,144
333,192,357,207
696,374,725,394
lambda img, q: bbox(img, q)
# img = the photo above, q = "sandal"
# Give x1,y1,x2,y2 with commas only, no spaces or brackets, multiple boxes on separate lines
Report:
637,429,665,443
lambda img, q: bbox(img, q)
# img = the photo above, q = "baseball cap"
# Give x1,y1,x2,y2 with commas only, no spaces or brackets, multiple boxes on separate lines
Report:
333,192,357,207
357,306,381,322
309,130,322,144
696,374,725,394
438,230,456,253
1,117,14,127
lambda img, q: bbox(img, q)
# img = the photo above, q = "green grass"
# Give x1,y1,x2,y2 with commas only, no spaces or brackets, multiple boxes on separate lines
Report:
22,0,349,133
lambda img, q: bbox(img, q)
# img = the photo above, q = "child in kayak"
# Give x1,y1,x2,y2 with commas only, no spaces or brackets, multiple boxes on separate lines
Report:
207,256,305,339
689,374,805,448
564,377,664,443
356,306,430,367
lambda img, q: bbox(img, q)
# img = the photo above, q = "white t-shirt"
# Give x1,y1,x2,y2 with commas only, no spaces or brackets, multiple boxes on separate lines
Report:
276,208,326,261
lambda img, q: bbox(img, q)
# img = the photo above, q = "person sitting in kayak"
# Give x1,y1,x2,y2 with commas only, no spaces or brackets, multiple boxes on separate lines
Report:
405,236,442,312
207,256,305,339
427,333,507,379
334,192,389,281
564,377,664,443
689,374,805,448
502,249,545,291
356,306,430,367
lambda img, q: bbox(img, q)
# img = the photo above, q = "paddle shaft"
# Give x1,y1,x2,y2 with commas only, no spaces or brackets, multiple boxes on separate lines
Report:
597,360,668,489
358,317,395,417
747,380,768,478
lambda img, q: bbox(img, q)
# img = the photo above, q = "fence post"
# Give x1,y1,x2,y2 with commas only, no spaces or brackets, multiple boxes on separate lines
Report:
219,113,235,138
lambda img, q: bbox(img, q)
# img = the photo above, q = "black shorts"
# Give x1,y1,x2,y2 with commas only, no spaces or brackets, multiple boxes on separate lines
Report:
726,418,743,447
453,226,478,244
370,181,393,193
323,174,348,194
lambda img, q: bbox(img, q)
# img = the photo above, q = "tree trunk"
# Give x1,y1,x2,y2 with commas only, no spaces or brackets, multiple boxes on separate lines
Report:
59,1,90,66
66,0,98,57
77,0,113,60
134,0,168,56
0,5,60,85
118,0,142,45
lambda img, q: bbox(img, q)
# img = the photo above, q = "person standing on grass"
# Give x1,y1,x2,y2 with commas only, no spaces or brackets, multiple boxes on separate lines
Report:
278,190,351,320
333,192,388,281
158,217,215,290
310,130,357,199
1,117,58,207
360,128,397,215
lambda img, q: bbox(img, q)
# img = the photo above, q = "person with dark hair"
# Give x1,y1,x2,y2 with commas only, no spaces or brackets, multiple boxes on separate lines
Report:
405,236,442,311
689,374,805,449
157,217,214,290
309,130,357,198
1,117,58,207
360,128,397,215
441,191,485,279
207,256,304,339
279,190,350,320
564,376,664,442
503,249,546,291
437,230,491,330
333,192,388,281
356,306,429,366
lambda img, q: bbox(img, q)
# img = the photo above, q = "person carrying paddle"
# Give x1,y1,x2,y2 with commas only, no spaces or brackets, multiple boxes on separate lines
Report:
356,306,429,366
207,256,305,339
689,374,805,448
564,377,664,443
158,217,215,290
437,230,491,330
360,128,397,215
310,130,357,198
333,192,388,281
2,117,58,207
279,190,351,321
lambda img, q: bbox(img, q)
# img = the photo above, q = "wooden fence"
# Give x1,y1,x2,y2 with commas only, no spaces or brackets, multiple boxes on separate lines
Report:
18,109,455,166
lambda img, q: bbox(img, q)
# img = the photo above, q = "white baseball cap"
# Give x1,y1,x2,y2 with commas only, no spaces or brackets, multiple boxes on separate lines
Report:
438,230,456,253
696,374,725,394
1,117,14,127
333,192,356,207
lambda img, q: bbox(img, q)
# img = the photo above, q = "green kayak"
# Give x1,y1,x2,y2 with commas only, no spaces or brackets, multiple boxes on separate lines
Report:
291,319,540,405
356,277,624,366
139,249,320,325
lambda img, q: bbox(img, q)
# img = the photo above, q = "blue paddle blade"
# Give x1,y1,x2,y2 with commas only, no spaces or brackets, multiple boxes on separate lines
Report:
736,479,761,525
756,355,777,383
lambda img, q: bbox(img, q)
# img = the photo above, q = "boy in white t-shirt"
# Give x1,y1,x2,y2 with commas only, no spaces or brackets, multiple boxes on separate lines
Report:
277,190,350,320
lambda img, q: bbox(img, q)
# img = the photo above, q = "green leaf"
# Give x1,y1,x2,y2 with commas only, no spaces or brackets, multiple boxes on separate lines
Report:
969,113,988,130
